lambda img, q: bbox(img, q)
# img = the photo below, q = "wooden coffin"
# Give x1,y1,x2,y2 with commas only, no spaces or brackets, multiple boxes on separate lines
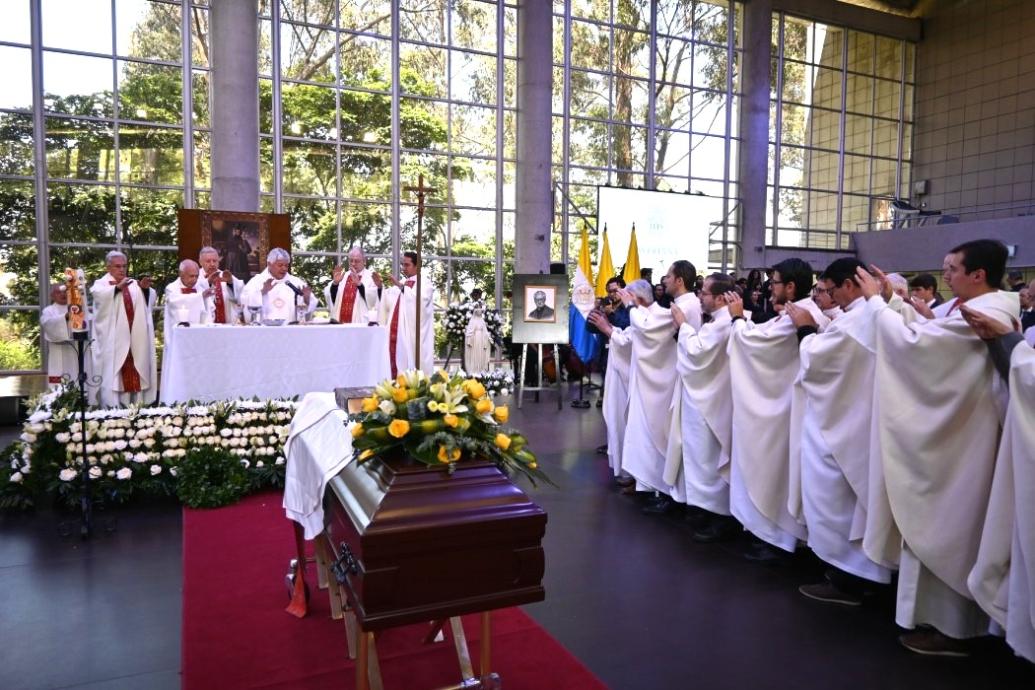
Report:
323,454,547,631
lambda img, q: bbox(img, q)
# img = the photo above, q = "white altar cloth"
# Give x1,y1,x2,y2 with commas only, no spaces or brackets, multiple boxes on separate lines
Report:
160,324,392,403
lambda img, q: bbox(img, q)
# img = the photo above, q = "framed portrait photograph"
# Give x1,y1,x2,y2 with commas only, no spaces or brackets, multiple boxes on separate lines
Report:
524,285,557,323
512,274,569,344
199,211,271,283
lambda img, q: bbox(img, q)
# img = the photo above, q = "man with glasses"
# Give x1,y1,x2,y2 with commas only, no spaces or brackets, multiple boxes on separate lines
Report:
811,278,842,322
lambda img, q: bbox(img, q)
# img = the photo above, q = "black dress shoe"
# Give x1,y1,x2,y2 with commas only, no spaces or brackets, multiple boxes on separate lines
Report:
641,496,678,515
614,476,635,488
595,444,608,455
742,540,788,564
692,515,741,543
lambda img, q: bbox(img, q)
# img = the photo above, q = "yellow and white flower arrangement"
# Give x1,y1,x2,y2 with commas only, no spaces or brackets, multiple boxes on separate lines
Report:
349,369,548,484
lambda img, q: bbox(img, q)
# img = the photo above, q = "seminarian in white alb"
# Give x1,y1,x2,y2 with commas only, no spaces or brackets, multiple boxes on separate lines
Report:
4,2,1035,690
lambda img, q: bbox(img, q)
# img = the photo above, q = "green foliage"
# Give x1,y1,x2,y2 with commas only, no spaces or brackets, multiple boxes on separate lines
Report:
176,446,251,509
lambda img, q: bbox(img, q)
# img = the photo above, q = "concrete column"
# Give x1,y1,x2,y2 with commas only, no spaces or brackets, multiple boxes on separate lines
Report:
210,0,260,212
736,0,772,270
514,0,553,275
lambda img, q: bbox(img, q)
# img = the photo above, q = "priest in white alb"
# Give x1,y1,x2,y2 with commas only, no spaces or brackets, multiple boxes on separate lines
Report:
197,246,244,324
40,283,90,389
856,239,1019,656
163,260,211,336
619,260,702,515
324,247,382,324
666,272,740,542
378,251,435,376
783,258,893,606
241,248,318,322
90,250,157,407
589,279,653,484
726,258,830,561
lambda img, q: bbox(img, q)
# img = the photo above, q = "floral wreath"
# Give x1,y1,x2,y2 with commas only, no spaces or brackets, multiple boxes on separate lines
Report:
444,300,505,346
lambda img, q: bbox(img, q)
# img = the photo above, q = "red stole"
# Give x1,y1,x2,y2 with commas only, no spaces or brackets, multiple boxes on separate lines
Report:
388,279,415,378
338,274,360,324
112,282,142,393
209,274,227,324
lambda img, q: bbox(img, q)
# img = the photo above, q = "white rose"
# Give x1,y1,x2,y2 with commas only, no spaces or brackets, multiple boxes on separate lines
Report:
378,400,397,415
113,440,127,451
88,467,102,479
256,461,264,468
85,443,96,454
55,432,70,443
233,428,242,437
59,468,77,481
20,432,36,443
9,471,23,483
143,439,155,449
219,428,232,438
173,417,184,427
169,467,178,477
133,453,148,464
150,465,162,476
240,459,250,468
162,449,175,459
275,457,285,466
116,467,132,480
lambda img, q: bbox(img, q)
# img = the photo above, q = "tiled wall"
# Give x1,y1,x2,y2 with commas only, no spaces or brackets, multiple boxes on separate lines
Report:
911,0,1035,221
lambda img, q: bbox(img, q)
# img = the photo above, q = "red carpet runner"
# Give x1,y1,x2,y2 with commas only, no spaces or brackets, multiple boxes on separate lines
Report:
182,491,607,690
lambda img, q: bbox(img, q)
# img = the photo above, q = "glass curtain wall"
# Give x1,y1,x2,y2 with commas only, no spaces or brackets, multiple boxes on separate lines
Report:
551,0,742,271
768,14,915,250
259,0,517,357
1,0,194,372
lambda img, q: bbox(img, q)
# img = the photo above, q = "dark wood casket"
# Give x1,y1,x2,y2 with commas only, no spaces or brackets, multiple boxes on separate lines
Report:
322,452,547,632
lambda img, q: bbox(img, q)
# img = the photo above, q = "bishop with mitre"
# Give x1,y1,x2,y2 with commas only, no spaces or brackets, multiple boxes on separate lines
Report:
324,246,382,324
378,251,435,376
197,245,244,324
241,248,318,322
90,250,157,407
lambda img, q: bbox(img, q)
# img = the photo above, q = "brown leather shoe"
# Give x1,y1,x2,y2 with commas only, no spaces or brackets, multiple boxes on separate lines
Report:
614,476,635,488
898,629,971,657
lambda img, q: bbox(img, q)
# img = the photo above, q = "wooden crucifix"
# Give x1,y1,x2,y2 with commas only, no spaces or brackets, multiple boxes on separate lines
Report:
403,174,437,369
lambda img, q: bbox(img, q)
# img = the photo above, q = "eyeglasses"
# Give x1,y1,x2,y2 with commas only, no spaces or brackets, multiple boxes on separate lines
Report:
770,280,784,286
813,287,835,296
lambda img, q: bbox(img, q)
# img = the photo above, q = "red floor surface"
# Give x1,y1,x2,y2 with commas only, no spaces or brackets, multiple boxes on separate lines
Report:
181,491,608,690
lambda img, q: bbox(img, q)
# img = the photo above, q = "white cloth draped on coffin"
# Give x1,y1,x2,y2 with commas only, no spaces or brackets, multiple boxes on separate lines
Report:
283,392,354,540
968,342,1035,662
621,293,702,493
663,306,733,513
726,298,829,550
865,290,1019,601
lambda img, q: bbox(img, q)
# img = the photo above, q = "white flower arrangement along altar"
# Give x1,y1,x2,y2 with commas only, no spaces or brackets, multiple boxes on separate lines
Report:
443,300,505,347
0,383,297,511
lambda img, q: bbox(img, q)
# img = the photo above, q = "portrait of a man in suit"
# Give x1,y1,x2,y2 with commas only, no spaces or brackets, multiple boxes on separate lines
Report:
526,287,556,322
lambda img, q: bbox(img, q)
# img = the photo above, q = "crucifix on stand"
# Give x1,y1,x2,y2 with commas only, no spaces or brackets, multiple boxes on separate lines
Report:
403,174,437,368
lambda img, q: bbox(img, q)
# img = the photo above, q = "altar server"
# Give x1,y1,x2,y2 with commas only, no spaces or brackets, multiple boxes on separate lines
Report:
40,283,90,388
90,250,157,407
197,245,244,324
786,258,893,605
163,260,211,336
726,258,830,560
241,248,318,322
324,247,382,324
666,273,739,542
378,251,435,376
620,261,702,513
857,240,1019,656
589,279,652,483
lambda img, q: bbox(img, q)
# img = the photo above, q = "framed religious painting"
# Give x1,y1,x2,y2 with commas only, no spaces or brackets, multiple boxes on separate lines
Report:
176,209,291,283
511,274,569,344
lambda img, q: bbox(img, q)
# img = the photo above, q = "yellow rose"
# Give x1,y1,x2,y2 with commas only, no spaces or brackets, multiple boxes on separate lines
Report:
351,423,364,438
361,397,378,413
475,398,494,415
443,414,459,428
465,380,487,400
359,449,374,461
391,387,409,403
437,445,462,463
436,445,451,463
494,433,512,450
492,406,509,423
388,419,410,438
396,373,408,387
529,462,538,470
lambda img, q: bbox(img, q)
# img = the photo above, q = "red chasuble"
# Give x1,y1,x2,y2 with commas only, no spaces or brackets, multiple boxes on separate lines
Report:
110,281,142,393
388,279,415,378
338,274,359,324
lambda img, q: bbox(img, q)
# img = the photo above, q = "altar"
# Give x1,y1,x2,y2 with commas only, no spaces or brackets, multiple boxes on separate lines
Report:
160,324,392,403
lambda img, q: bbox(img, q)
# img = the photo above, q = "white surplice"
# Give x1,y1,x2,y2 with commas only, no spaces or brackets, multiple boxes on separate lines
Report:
602,327,633,477
621,292,702,493
863,289,1019,638
794,297,891,583
969,342,1035,661
90,274,157,407
663,305,733,514
378,273,435,376
241,269,318,322
323,268,380,324
464,310,492,375
41,303,90,388
727,297,830,551
197,272,244,324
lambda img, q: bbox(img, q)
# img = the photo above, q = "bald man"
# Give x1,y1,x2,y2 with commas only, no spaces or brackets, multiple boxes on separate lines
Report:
164,259,212,339
324,247,382,324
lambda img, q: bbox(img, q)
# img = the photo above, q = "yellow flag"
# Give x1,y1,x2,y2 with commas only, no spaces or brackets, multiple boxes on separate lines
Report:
622,225,641,286
594,228,615,298
578,225,595,288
